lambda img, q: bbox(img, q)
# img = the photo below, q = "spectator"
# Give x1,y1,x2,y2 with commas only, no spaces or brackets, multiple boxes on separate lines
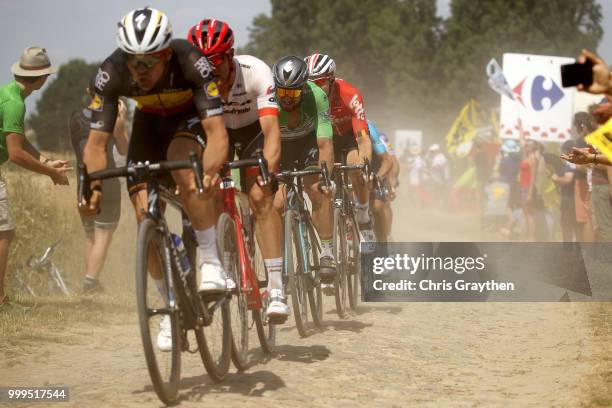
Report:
70,91,129,293
573,112,597,242
0,47,69,310
552,140,577,242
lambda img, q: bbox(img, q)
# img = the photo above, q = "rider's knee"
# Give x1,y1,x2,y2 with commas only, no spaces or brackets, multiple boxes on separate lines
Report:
249,184,273,215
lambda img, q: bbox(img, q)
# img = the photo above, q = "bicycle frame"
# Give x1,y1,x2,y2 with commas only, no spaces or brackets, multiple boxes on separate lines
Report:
219,176,263,310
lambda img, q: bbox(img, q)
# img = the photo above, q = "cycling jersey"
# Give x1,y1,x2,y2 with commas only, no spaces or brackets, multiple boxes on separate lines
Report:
367,120,388,156
89,39,222,133
329,78,368,138
278,81,332,141
278,81,332,170
222,55,278,129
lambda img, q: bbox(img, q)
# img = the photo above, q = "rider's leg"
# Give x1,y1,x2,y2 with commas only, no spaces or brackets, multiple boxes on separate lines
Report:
305,174,336,282
167,135,228,293
372,198,391,241
347,149,371,224
83,225,115,293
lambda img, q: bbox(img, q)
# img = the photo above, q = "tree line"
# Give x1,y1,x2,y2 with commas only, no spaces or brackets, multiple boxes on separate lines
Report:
29,0,602,151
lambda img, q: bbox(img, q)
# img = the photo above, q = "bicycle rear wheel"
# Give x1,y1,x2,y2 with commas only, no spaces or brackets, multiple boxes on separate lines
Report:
346,215,361,310
253,238,276,353
135,218,181,405
217,213,250,370
333,208,348,319
285,210,310,337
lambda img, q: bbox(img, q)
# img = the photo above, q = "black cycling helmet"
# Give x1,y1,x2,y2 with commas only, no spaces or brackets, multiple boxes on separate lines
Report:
272,56,308,89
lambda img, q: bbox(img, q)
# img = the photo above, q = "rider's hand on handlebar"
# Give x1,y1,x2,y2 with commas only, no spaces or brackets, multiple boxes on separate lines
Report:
202,173,220,194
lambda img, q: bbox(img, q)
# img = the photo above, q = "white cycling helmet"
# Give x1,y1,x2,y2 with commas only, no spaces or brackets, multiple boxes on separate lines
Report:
116,7,172,54
304,53,336,79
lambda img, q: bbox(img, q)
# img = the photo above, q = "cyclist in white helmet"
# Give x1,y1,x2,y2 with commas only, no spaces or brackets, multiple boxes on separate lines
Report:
80,7,231,351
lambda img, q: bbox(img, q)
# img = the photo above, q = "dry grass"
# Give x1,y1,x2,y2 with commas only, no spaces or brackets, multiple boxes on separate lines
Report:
582,303,612,407
0,158,139,352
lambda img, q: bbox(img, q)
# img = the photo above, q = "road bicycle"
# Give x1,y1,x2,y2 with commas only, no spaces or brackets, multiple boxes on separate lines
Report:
330,155,371,316
79,153,231,404
217,150,276,369
276,162,331,337
13,239,71,297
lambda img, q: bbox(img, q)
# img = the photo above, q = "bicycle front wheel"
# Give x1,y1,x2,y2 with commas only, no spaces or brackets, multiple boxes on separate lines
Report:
346,215,361,310
333,208,348,319
217,213,250,370
285,210,310,337
135,218,181,405
253,238,276,353
306,221,323,326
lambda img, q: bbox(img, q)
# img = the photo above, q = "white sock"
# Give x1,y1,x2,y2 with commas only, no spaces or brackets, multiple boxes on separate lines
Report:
320,238,333,257
195,226,221,266
356,201,370,224
154,279,169,307
265,257,283,290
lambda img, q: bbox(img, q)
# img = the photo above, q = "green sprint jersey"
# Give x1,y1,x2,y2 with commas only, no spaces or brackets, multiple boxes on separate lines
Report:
278,81,332,141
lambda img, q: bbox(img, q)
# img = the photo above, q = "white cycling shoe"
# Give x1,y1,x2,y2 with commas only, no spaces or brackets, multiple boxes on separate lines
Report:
198,261,234,294
157,315,172,352
266,288,290,320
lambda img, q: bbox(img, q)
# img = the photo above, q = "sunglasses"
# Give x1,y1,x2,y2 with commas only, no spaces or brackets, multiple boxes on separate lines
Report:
276,87,302,98
125,50,169,70
207,52,229,67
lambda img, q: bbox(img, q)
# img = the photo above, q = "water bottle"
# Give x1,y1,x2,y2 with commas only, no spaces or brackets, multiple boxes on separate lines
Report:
171,233,191,277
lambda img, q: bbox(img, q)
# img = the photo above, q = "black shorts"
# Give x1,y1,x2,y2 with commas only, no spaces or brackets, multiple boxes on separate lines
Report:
79,178,121,231
333,133,358,163
227,120,265,160
127,108,206,192
280,134,319,171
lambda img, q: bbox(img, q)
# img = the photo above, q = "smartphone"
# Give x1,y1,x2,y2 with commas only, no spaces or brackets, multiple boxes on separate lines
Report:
561,60,593,88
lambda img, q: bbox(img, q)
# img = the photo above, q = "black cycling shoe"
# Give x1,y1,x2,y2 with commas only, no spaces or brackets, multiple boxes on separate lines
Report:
318,255,337,284
82,277,105,295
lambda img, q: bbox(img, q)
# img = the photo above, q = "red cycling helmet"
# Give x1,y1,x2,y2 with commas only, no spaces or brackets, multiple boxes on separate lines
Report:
187,19,234,57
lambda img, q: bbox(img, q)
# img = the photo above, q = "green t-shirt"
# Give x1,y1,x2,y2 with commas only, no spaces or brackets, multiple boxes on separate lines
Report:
0,80,26,165
278,81,332,141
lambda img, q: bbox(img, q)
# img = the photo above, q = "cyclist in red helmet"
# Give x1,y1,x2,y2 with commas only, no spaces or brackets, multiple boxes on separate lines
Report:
305,53,376,250
188,19,288,320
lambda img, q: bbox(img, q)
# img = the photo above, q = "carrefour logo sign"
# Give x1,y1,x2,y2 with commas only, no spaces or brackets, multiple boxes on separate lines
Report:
512,75,565,112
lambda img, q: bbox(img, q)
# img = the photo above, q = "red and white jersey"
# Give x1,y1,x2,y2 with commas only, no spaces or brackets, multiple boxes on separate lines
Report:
222,55,278,129
329,78,368,138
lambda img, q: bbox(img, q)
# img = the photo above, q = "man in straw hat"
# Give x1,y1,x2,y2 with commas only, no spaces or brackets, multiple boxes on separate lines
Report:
0,46,70,310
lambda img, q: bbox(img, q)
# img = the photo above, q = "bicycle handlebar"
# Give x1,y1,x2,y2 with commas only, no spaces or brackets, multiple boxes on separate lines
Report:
223,149,270,186
78,152,203,205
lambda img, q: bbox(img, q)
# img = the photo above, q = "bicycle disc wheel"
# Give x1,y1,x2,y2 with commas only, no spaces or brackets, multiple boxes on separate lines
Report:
285,210,309,337
306,221,323,326
346,216,361,310
135,218,181,405
217,213,250,370
333,208,348,319
253,239,275,353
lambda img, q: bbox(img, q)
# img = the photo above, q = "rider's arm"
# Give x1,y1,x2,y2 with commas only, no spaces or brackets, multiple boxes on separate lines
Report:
312,82,334,166
112,99,129,156
83,130,112,182
377,152,394,179
259,115,280,173
201,115,228,176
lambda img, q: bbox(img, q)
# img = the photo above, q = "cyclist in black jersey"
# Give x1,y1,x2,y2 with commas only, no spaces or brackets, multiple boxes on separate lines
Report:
79,8,232,351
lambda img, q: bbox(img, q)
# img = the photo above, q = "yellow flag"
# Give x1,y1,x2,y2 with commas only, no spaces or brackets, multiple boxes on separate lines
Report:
586,117,612,161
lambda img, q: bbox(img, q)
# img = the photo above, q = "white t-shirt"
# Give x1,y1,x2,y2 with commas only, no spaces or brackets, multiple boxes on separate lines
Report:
222,55,278,129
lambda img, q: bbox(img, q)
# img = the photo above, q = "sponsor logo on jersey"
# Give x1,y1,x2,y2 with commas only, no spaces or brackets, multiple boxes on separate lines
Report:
195,56,213,78
205,81,220,99
349,94,365,120
90,120,105,130
206,107,224,116
88,94,104,112
95,69,110,91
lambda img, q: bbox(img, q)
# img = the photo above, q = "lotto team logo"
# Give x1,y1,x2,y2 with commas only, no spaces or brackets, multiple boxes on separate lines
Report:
511,75,565,112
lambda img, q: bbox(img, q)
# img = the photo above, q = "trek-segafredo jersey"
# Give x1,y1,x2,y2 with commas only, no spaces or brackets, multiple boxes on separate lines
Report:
222,55,278,129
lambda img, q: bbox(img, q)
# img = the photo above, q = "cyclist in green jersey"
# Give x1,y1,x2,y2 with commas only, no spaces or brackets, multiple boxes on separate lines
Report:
272,56,336,294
